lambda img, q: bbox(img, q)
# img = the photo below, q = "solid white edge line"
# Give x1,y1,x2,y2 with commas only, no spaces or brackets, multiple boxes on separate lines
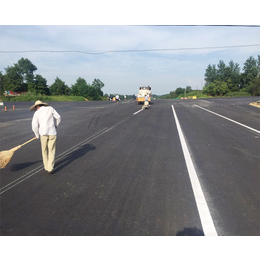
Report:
194,104,260,134
171,105,218,236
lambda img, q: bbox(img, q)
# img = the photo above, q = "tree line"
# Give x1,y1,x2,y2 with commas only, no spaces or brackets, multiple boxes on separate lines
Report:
159,55,260,99
0,58,104,100
203,55,260,96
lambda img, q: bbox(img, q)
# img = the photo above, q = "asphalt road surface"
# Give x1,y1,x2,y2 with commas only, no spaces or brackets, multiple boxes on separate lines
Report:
0,97,259,236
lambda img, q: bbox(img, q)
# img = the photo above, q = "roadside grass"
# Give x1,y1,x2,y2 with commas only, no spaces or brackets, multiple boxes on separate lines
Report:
0,91,255,102
177,91,253,99
0,94,85,102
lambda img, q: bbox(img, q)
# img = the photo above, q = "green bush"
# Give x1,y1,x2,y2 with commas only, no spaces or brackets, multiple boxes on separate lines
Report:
0,94,85,102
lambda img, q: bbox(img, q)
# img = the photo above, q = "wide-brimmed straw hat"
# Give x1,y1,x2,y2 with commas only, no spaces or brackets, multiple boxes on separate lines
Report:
30,100,49,111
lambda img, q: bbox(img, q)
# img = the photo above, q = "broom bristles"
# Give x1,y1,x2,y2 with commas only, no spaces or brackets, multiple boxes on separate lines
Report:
0,146,21,169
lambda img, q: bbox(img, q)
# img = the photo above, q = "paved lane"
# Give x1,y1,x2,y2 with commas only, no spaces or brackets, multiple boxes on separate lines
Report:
172,98,260,235
0,97,259,235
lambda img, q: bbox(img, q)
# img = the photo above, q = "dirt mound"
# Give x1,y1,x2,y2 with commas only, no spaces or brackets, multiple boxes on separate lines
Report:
249,101,260,108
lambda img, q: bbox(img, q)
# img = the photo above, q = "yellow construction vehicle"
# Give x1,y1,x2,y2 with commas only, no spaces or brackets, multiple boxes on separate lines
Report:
137,86,152,104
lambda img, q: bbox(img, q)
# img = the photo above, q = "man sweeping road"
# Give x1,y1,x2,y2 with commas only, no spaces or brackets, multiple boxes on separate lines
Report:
30,100,61,174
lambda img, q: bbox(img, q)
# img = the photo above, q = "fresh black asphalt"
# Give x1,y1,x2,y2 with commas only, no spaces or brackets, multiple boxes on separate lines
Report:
0,97,259,235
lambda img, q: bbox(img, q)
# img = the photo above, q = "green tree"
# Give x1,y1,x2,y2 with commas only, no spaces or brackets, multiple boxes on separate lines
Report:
3,65,25,92
205,60,240,91
85,86,102,100
3,58,38,92
0,71,4,95
204,64,218,85
169,91,177,99
28,74,49,95
215,81,229,95
92,78,104,90
71,77,90,96
186,86,192,93
247,55,260,96
50,77,70,95
175,87,185,96
71,77,104,100
217,60,227,82
90,78,104,99
17,58,37,84
225,60,241,92
203,82,216,96
246,56,260,96
247,75,260,96
258,55,260,75
203,80,229,96
241,56,258,89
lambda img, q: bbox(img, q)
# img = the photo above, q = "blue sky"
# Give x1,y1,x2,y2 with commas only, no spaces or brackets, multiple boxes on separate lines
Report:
1,3,259,96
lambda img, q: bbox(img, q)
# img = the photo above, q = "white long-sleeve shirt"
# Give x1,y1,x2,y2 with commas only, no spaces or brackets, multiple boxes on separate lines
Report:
32,106,61,139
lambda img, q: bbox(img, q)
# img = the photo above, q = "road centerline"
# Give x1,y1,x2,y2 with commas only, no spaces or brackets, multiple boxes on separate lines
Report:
171,105,218,236
133,108,144,115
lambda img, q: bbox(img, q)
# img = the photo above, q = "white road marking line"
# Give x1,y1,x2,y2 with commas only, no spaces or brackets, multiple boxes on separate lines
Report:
1,109,141,194
0,128,108,195
194,104,260,134
171,105,218,236
134,109,144,115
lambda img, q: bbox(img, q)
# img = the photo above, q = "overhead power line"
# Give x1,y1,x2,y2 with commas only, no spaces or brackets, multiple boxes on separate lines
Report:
143,25,260,28
0,44,259,55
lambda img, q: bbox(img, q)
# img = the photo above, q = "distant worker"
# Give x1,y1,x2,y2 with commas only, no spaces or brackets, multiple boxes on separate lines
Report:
142,94,150,109
132,94,136,102
30,100,61,174
124,95,126,101
145,94,149,106
116,94,119,103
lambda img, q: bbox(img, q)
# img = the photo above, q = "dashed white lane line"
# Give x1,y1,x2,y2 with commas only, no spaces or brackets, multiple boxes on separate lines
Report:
133,109,144,115
194,105,260,134
171,105,218,236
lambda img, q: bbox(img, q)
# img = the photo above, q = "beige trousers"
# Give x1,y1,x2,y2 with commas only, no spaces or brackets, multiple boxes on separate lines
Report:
40,135,57,172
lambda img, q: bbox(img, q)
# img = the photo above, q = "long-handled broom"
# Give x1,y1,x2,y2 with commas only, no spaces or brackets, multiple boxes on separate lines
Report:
0,137,37,169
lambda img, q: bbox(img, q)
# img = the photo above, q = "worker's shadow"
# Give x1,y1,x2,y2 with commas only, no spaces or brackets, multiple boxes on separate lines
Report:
11,161,42,171
53,143,96,174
